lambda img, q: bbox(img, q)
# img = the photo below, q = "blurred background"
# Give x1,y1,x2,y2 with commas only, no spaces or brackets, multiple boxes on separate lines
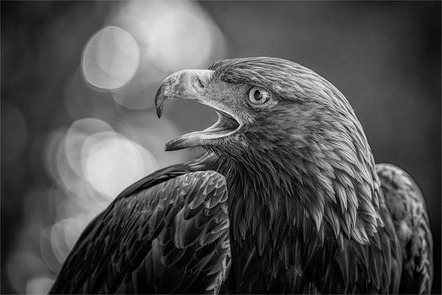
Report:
1,1,440,294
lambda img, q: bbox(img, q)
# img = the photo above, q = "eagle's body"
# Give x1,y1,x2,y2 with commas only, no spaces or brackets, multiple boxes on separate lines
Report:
50,57,433,294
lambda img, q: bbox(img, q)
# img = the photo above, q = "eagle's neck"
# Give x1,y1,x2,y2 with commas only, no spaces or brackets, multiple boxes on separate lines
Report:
212,152,332,291
215,150,328,246
209,138,383,291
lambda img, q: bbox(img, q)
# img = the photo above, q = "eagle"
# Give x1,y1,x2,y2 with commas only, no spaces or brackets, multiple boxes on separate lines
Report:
50,57,433,294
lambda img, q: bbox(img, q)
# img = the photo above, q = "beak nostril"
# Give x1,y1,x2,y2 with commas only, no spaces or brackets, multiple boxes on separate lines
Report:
195,75,205,90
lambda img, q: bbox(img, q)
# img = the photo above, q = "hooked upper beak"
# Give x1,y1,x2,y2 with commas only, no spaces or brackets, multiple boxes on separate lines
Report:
155,70,214,118
154,70,241,151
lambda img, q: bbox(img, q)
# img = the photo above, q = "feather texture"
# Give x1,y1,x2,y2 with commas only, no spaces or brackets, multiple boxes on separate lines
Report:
377,163,433,294
50,165,230,294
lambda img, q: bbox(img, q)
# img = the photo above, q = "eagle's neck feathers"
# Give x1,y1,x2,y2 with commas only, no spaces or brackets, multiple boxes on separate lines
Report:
210,115,383,267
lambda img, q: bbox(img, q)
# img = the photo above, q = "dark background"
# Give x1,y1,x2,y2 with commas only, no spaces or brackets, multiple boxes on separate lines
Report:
2,1,440,293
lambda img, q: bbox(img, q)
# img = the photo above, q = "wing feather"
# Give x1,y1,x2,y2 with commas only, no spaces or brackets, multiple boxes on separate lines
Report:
377,163,433,294
50,169,231,294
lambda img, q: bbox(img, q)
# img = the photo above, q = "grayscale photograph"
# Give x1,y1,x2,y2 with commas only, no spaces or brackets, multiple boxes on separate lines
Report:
1,1,440,294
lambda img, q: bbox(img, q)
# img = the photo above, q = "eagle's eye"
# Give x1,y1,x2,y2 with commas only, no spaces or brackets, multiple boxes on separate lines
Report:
247,86,271,105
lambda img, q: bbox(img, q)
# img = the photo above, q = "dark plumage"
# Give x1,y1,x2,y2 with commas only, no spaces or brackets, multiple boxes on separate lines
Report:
50,57,433,294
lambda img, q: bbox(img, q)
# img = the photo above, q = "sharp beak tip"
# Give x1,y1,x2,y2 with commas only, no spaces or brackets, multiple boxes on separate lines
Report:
154,84,167,118
155,106,163,118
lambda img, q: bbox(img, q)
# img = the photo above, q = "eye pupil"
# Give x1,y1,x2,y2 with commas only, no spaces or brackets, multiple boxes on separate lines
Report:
248,86,271,105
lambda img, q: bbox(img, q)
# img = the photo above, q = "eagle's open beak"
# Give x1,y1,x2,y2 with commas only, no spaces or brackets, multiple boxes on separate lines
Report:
155,70,241,151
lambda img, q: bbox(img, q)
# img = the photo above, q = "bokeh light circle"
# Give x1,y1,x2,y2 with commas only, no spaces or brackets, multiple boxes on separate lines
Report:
81,132,158,198
82,26,140,90
64,118,114,178
26,276,54,294
147,9,215,71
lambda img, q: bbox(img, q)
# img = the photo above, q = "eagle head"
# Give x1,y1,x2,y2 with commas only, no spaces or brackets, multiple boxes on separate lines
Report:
156,57,365,158
155,57,383,243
